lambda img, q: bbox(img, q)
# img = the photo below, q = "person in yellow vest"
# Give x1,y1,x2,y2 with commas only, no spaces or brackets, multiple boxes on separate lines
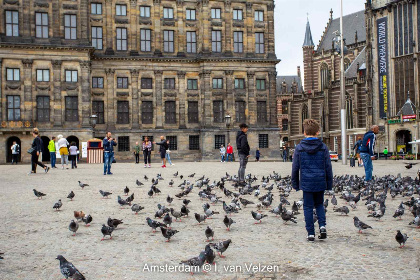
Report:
48,136,57,168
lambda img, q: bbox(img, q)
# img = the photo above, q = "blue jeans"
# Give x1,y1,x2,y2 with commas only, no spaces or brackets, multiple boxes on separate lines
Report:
166,153,172,165
360,153,373,181
303,191,326,236
50,152,56,168
226,154,233,162
221,155,225,162
104,152,114,174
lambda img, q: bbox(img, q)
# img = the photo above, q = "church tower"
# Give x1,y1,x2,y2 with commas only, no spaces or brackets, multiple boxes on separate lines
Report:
303,19,315,93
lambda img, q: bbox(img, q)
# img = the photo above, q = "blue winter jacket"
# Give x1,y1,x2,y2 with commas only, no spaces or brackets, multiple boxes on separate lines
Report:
103,137,117,152
291,138,333,192
359,130,376,156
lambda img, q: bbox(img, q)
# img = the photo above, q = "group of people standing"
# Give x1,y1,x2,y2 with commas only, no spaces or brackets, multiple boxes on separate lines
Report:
131,136,174,168
219,143,234,162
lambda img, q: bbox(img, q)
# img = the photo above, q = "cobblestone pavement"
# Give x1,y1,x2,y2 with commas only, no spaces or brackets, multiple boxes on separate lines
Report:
0,160,419,280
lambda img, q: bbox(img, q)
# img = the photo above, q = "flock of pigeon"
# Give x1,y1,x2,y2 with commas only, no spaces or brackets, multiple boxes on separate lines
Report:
4,169,420,279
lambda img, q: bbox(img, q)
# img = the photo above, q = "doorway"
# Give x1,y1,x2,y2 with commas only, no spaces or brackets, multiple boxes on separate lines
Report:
40,136,50,162
6,136,21,163
67,136,80,160
396,130,412,154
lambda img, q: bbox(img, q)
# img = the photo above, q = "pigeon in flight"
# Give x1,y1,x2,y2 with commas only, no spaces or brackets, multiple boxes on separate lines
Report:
56,255,85,280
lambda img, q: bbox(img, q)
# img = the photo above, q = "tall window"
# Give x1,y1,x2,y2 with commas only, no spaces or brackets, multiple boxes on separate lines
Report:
257,101,267,123
37,96,50,122
255,33,264,53
187,79,198,90
233,9,243,20
282,100,288,114
189,135,200,150
212,78,223,89
259,134,269,148
7,96,20,121
118,136,130,151
163,7,174,19
235,78,245,89
92,27,103,49
211,8,221,19
64,15,77,39
165,101,176,124
256,79,266,90
92,77,104,88
395,58,415,110
214,135,225,149
65,96,78,121
6,68,20,81
117,77,128,89
320,63,329,90
140,6,151,18
65,70,78,82
186,31,197,53
35,12,48,38
166,136,178,150
301,104,308,133
5,10,19,37
346,94,354,129
234,31,243,53
92,101,104,124
91,3,102,15
212,30,222,52
213,100,224,123
142,101,153,124
163,30,174,52
116,28,127,51
235,101,246,123
188,101,198,123
36,69,49,82
164,78,175,89
141,78,153,89
254,11,264,21
116,4,127,16
186,9,196,20
393,3,414,56
117,101,129,124
140,29,151,52
282,119,289,131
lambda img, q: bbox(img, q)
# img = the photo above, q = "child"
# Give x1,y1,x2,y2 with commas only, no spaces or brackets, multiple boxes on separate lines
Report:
256,148,260,162
69,142,78,169
291,119,333,242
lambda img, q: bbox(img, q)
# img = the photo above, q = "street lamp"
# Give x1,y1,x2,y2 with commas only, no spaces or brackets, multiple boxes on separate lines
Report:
225,115,232,145
414,124,418,160
90,114,98,138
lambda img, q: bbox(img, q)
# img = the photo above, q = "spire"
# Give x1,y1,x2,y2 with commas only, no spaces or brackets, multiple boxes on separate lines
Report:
303,19,314,47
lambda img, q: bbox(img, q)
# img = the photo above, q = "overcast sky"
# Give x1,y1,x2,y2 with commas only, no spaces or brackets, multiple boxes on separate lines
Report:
274,0,366,76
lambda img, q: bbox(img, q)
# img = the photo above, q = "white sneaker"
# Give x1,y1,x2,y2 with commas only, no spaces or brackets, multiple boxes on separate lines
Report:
144,165,147,168
171,164,175,166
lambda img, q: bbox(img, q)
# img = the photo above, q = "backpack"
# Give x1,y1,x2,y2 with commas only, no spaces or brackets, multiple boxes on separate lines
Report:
15,144,20,153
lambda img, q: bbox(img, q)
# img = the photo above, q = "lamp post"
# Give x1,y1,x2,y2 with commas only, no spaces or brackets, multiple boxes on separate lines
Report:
414,124,418,160
90,114,98,138
225,115,232,145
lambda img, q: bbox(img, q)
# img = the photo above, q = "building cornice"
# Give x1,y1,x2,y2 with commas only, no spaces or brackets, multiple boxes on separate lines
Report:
0,43,94,53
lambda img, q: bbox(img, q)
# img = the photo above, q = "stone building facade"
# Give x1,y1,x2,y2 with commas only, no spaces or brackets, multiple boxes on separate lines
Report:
288,10,369,155
0,0,280,163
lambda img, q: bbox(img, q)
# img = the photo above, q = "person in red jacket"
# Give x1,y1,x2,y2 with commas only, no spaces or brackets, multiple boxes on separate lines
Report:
226,143,234,162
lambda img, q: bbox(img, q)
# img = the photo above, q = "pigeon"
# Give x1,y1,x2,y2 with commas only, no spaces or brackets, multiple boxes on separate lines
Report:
131,204,145,214
173,171,179,177
281,210,297,224
99,190,112,199
188,173,196,178
160,226,179,242
203,204,219,218
393,203,405,219
292,201,299,213
167,195,174,204
205,244,216,265
146,217,165,232
118,195,131,207
144,175,149,181
33,189,46,199
269,204,282,216
195,213,207,225
82,214,92,227
353,216,372,233
78,181,89,189
126,193,134,203
395,230,409,248
209,239,231,258
101,224,114,241
333,206,350,215
408,216,419,227
170,208,183,221
163,213,173,228
222,201,238,215
323,199,329,209
183,199,191,206
148,188,154,198
53,199,62,211
124,186,129,196
74,211,85,221
0,252,3,260
56,255,85,280
223,215,235,230
331,195,337,206
180,251,206,275
251,211,267,224
67,191,75,201
404,162,417,169
205,226,214,241
181,205,190,217
107,217,123,229
239,197,255,207
169,180,174,187
69,220,79,236
136,179,143,186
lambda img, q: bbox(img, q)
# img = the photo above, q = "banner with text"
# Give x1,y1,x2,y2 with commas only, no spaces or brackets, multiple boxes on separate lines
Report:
377,17,389,119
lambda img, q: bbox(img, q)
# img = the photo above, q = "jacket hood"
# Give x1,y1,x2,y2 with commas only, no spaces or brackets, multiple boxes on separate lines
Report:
237,131,246,137
299,138,325,154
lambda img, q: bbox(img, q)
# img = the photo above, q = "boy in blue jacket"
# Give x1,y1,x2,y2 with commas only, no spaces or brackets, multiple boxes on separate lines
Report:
292,119,333,242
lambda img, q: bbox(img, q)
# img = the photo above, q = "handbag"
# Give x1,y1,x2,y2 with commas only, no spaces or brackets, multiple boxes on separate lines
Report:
27,147,35,154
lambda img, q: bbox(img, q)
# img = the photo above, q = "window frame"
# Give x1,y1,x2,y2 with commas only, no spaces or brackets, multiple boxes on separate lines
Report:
64,14,77,40
188,101,199,123
212,78,223,89
91,3,103,15
233,31,243,53
211,8,221,19
256,79,266,90
36,96,50,122
163,7,174,19
141,101,153,124
5,10,19,37
186,31,197,53
6,95,21,121
140,6,151,18
164,78,176,89
214,135,226,149
117,136,130,152
92,100,105,124
189,135,200,150
141,78,153,89
165,100,176,124
163,30,175,53
116,4,127,16
235,101,246,123
140,29,151,52
255,32,265,54
65,70,78,83
211,30,222,52
36,69,50,82
258,134,269,149
257,101,267,123
35,12,49,38
117,101,129,124
213,100,224,123
92,77,104,89
91,26,103,49
234,78,245,89
116,27,128,51
166,136,178,150
233,9,243,20
117,77,129,89
6,68,20,81
65,96,78,122
254,10,264,22
186,9,196,20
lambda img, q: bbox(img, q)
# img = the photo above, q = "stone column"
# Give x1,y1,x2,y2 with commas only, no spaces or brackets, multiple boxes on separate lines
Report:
105,0,115,55
225,70,234,115
130,0,139,55
177,71,186,128
21,0,30,39
80,62,91,128
266,2,276,59
245,3,253,56
268,71,277,126
224,0,233,56
130,69,140,129
52,60,62,127
0,59,2,122
154,70,163,128
176,0,185,56
22,59,33,122
79,0,89,45
51,0,61,43
105,68,115,130
200,70,212,126
153,0,162,56
199,0,210,54
247,71,255,124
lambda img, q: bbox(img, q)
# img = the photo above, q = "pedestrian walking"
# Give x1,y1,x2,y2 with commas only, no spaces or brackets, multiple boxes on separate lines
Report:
154,136,168,168
359,125,379,181
69,142,78,169
383,147,388,160
48,136,57,168
256,148,260,162
282,147,288,162
142,137,152,168
236,123,250,186
353,137,363,166
57,135,69,170
289,149,294,162
166,140,174,166
226,143,234,162
220,145,226,162
11,141,19,164
103,132,117,175
133,142,140,164
28,128,49,175
291,119,332,242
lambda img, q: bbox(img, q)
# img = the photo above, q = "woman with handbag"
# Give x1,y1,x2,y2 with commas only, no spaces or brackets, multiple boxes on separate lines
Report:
142,137,152,168
28,128,49,175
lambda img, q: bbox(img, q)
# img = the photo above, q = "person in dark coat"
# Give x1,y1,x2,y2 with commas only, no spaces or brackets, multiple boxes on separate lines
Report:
29,128,49,175
359,125,379,181
353,137,363,166
292,119,333,242
255,148,260,162
154,136,168,168
282,147,288,162
103,132,117,175
236,123,250,186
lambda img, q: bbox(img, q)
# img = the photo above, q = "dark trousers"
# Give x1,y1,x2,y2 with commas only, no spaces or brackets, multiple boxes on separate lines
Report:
238,154,248,182
143,151,151,164
31,152,46,173
303,191,326,236
70,155,77,168
12,154,19,164
135,153,140,163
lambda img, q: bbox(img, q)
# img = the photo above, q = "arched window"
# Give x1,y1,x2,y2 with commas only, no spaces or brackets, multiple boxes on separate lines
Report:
346,93,354,129
301,104,308,133
320,105,326,133
344,58,351,71
282,119,288,131
320,63,329,90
